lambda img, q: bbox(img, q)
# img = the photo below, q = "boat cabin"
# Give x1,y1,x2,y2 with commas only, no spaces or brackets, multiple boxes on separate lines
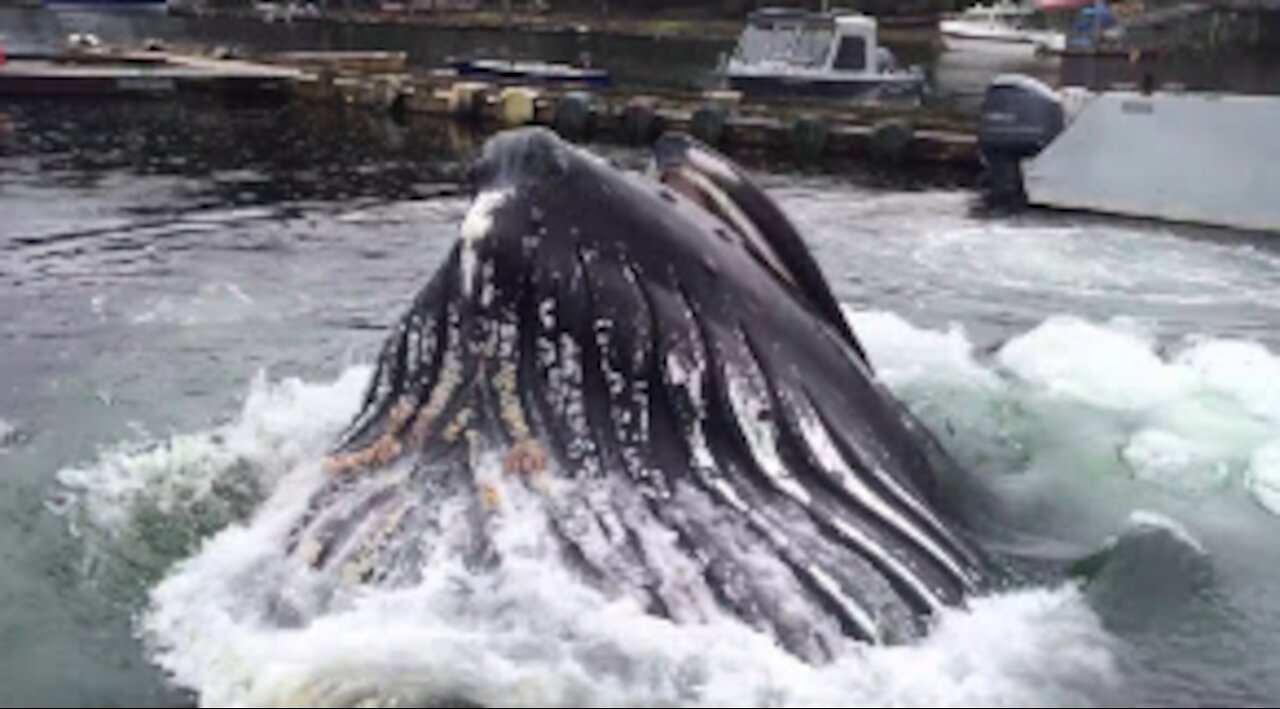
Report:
730,9,894,76
957,2,1038,27
725,8,922,103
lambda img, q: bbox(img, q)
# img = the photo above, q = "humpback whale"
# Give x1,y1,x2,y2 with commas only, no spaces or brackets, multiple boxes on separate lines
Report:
293,128,988,661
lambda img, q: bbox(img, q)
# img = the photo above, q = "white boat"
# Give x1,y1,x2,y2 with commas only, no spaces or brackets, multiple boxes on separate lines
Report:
940,2,1066,57
979,75,1280,233
724,8,925,105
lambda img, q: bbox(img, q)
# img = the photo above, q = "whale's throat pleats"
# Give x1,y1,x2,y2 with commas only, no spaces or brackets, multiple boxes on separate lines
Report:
289,128,988,661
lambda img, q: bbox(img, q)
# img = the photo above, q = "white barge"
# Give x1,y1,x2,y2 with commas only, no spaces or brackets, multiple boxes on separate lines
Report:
978,75,1280,233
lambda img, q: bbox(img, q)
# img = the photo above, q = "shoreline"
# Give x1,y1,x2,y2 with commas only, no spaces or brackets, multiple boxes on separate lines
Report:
172,6,944,47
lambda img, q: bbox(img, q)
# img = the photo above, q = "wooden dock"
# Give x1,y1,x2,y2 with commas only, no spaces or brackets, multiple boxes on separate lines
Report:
0,49,308,98
277,51,980,170
0,45,981,171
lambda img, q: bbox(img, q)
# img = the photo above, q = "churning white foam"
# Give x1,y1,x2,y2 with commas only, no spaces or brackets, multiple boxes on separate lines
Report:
146,529,1112,708
140,447,1113,707
851,309,1280,511
59,347,1123,707
56,368,370,561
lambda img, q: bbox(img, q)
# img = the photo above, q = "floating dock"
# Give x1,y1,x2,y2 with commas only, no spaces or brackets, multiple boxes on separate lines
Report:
0,45,981,171
0,49,307,98
275,51,979,170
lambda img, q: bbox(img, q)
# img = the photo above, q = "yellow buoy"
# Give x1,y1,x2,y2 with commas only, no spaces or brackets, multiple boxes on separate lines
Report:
497,87,540,127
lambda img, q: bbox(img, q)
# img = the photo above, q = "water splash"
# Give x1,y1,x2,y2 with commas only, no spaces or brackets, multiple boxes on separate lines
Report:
851,310,1280,510
54,368,370,579
45,328,1157,707
137,437,1114,707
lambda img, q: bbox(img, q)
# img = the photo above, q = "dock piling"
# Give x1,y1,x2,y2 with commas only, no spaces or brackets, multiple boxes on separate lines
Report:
790,115,830,162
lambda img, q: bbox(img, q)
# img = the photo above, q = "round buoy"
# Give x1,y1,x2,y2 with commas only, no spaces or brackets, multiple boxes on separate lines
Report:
789,116,829,162
447,82,489,122
498,87,539,128
691,104,728,147
622,97,664,146
871,119,915,164
554,92,595,140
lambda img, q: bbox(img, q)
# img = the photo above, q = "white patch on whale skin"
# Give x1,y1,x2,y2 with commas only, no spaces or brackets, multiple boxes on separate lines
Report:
548,333,597,475
459,189,513,297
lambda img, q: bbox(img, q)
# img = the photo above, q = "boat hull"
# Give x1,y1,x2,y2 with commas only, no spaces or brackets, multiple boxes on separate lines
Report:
942,33,1052,58
727,73,924,104
1023,90,1280,233
939,18,1065,57
450,60,611,89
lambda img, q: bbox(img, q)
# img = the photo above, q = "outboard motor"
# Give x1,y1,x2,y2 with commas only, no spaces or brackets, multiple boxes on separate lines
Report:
978,75,1065,203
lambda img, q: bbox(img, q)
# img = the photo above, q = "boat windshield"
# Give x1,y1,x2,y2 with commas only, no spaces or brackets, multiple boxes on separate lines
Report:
962,3,1047,30
733,22,835,69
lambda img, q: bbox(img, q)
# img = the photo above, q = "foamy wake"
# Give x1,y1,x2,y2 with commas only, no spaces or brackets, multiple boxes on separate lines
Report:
56,317,1233,707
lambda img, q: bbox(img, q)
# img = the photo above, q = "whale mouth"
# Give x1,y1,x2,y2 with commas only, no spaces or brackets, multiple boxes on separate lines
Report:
287,128,987,661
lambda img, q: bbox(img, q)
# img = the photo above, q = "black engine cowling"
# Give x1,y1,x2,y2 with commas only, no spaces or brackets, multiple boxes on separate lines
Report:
978,75,1065,202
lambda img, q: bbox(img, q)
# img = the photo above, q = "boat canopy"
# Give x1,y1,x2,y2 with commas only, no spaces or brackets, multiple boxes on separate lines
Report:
735,9,878,71
746,8,876,26
965,2,1036,17
1036,0,1097,9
